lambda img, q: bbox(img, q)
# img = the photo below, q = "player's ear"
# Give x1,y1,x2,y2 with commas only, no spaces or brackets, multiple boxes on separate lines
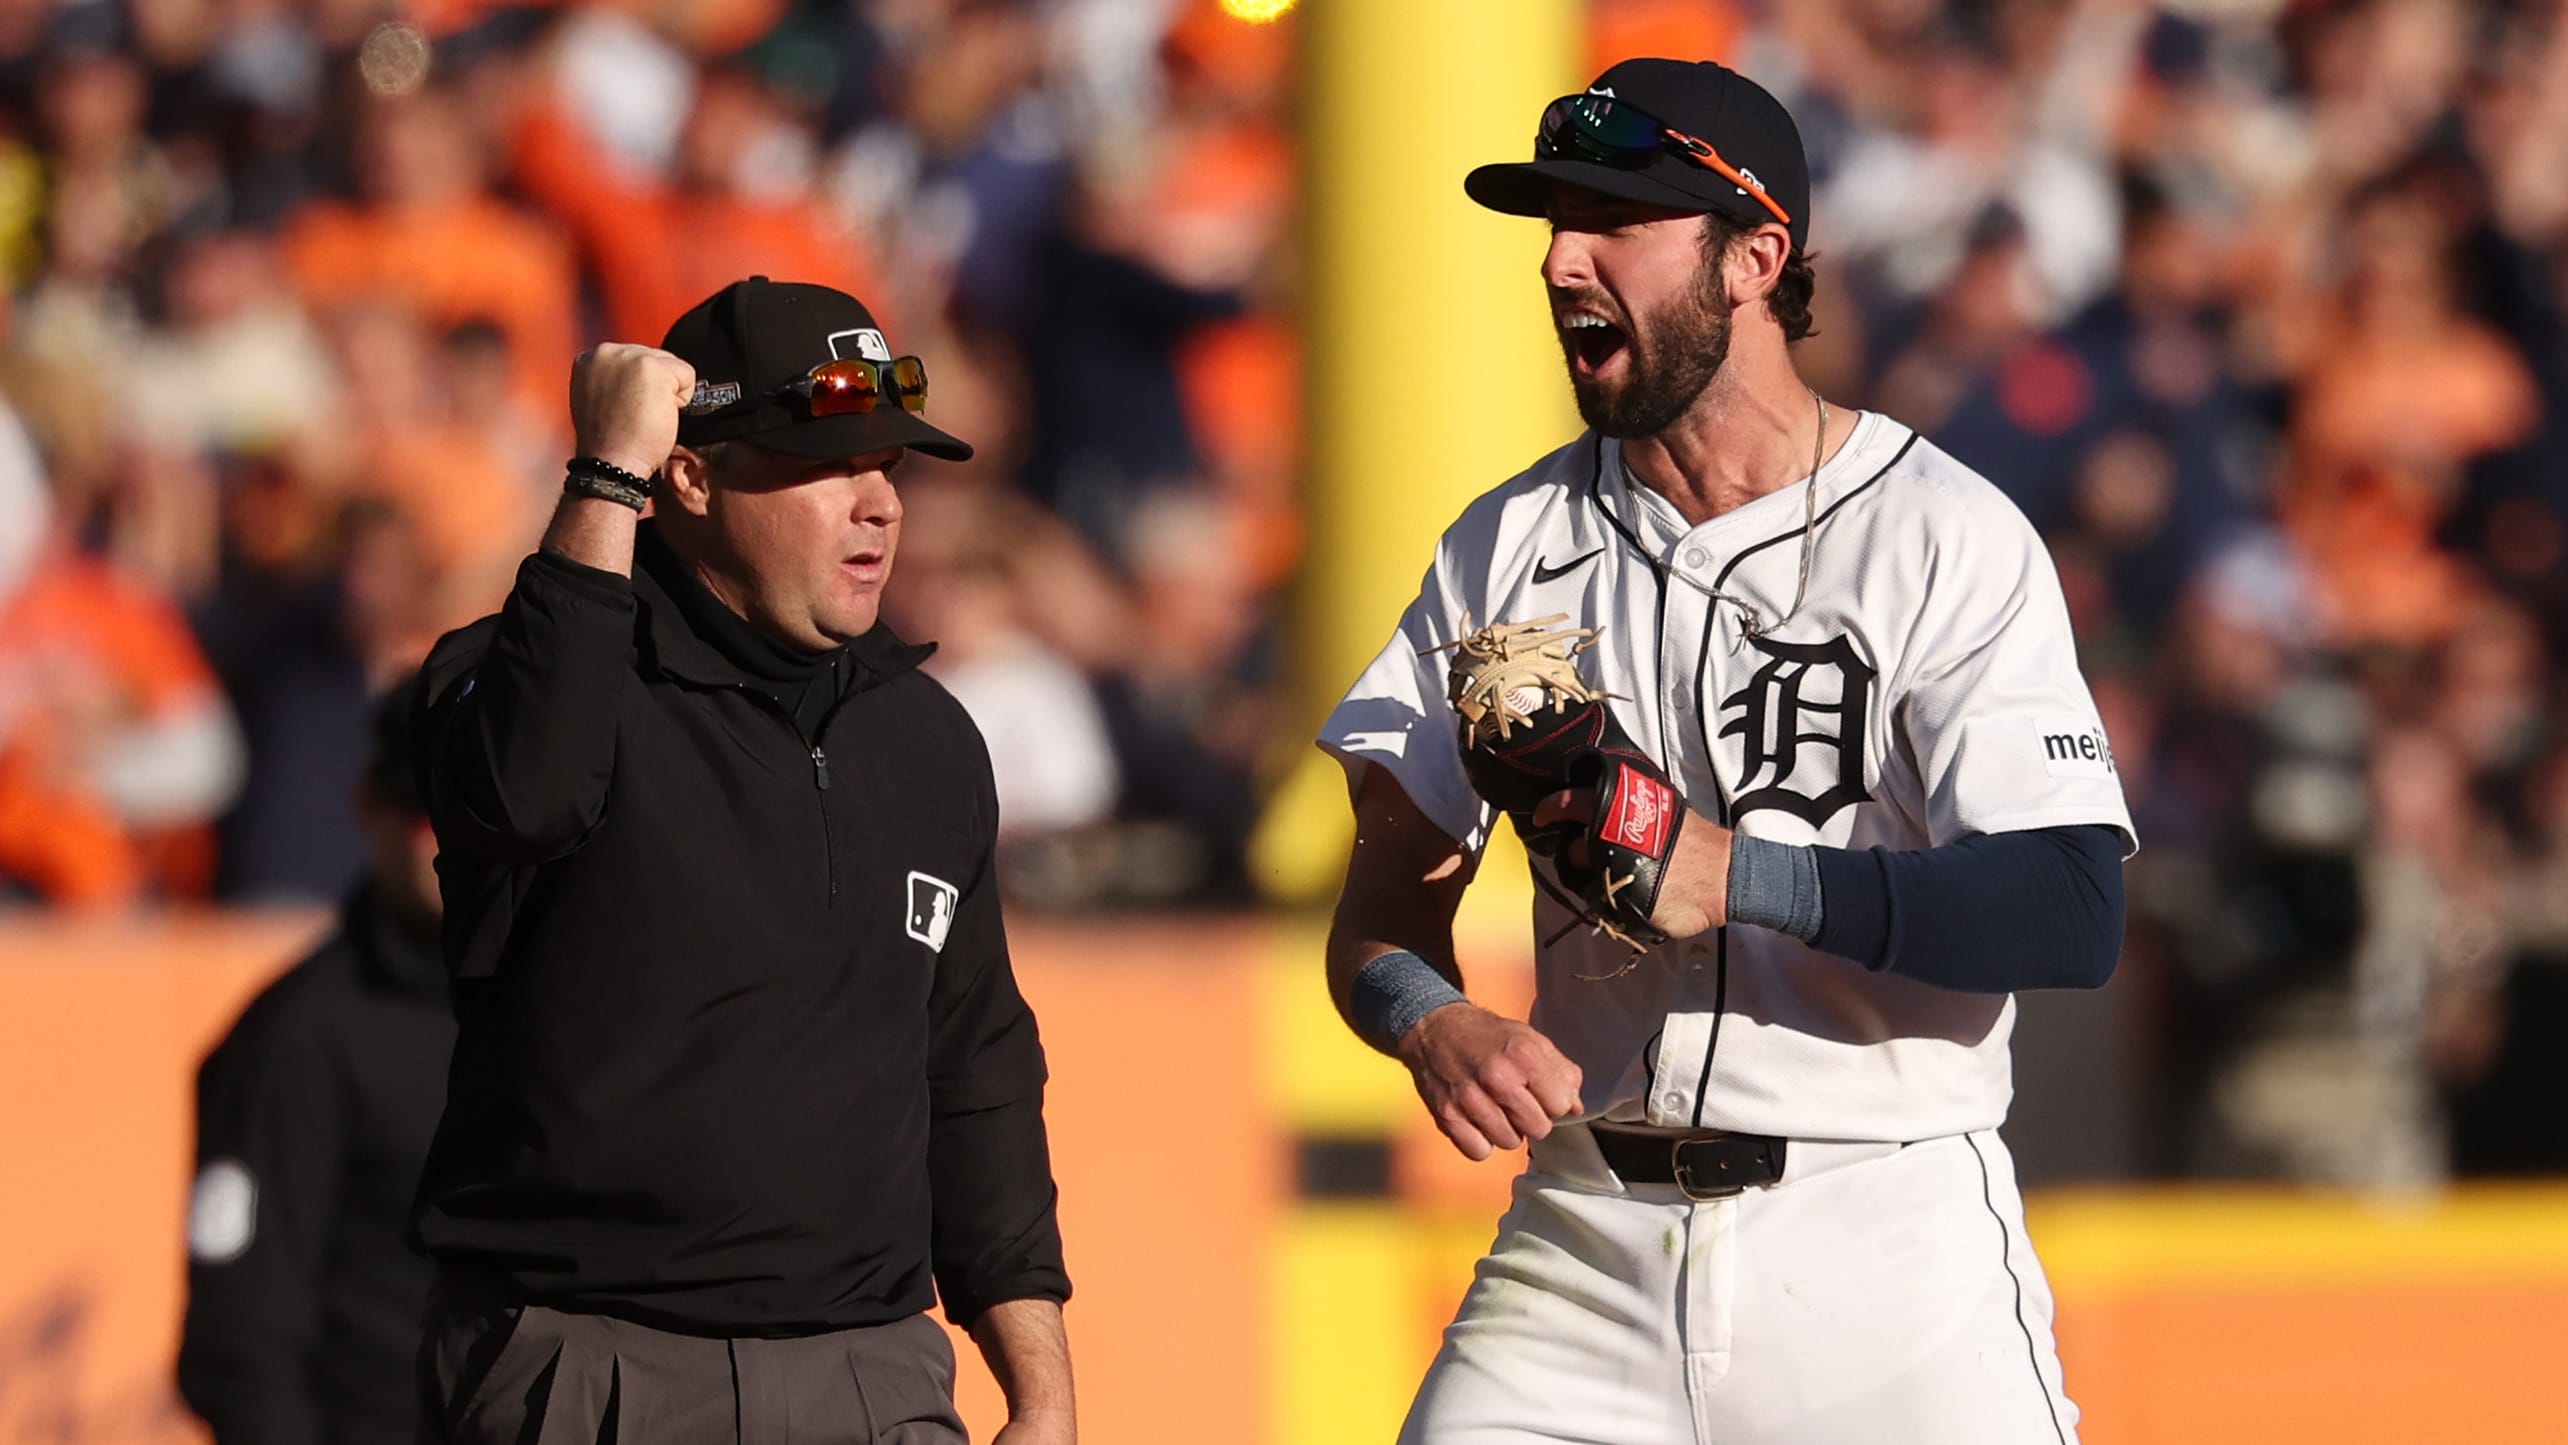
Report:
1725,224,1791,312
662,445,717,518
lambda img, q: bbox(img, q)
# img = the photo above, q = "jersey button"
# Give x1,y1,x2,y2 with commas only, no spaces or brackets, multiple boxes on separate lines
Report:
1682,546,1710,569
1670,688,1691,711
1660,1091,1688,1114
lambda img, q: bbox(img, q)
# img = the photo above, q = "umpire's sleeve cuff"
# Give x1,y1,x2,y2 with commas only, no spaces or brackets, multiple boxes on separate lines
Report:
942,1271,1074,1329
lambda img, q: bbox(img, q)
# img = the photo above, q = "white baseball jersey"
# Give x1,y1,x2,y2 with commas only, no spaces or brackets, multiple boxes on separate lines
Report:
1321,410,2135,1144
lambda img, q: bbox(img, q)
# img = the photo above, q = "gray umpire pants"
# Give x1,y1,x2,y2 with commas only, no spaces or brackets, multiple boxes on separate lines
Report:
418,1275,968,1445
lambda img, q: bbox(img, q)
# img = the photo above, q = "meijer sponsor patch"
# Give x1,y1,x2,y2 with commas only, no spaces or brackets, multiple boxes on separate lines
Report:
2033,716,2117,778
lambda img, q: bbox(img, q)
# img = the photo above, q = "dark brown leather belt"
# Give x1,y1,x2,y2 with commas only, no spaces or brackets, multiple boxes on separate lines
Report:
1591,1125,1788,1199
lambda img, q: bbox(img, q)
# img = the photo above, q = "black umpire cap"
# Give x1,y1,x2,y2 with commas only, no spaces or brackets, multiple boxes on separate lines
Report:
661,277,974,462
1465,58,1812,256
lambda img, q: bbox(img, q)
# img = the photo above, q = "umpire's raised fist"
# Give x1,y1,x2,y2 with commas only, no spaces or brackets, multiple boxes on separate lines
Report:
571,344,698,482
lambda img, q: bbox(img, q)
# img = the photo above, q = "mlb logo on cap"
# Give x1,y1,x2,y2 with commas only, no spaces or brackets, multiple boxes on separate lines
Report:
830,328,893,363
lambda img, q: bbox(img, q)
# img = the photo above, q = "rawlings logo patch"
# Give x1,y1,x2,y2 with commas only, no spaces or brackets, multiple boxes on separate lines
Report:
683,380,743,415
1602,769,1675,857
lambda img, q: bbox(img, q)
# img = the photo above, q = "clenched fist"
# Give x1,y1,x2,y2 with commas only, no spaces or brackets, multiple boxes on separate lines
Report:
1399,1003,1585,1161
570,344,698,481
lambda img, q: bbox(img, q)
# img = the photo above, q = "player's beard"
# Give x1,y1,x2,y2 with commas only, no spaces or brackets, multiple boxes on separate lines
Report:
1561,255,1733,439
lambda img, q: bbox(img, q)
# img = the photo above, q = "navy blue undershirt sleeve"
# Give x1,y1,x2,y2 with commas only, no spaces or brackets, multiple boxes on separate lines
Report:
1800,825,2126,992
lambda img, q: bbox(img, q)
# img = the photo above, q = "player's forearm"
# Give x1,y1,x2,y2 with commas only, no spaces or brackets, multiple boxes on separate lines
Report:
967,1297,1075,1433
1329,765,1481,1052
1327,857,1489,1056
1329,784,1474,1004
1729,825,2126,991
1326,842,1484,1050
1325,896,1464,1020
1333,940,1469,1066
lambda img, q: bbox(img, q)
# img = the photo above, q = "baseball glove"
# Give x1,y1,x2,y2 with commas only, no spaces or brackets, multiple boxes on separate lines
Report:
1426,614,1684,950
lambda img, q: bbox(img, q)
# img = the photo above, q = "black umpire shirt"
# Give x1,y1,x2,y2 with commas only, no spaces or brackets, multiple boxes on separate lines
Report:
409,523,1068,1335
180,887,453,1445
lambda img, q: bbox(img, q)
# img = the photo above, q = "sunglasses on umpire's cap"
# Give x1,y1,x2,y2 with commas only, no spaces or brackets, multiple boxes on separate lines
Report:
661,277,974,462
1465,58,1812,255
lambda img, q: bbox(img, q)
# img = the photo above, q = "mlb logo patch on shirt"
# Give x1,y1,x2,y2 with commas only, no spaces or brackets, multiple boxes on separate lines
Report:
2033,717,2117,778
188,1159,257,1263
907,871,958,952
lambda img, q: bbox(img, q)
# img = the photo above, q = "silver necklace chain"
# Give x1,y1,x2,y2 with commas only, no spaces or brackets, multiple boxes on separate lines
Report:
1708,389,1828,639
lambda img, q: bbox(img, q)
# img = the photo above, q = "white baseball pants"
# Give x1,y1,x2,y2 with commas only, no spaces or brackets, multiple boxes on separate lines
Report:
1398,1126,2079,1445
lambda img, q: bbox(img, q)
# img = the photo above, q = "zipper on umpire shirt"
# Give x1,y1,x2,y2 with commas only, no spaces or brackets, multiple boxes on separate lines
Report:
812,743,837,905
807,686,868,908
812,740,839,903
734,686,841,906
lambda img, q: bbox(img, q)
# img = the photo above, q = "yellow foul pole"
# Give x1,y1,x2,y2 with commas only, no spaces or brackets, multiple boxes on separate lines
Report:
1254,0,1579,912
1256,5,1578,1443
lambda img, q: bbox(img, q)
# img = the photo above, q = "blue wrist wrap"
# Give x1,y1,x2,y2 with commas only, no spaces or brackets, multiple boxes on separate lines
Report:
1349,950,1466,1055
1727,835,1825,942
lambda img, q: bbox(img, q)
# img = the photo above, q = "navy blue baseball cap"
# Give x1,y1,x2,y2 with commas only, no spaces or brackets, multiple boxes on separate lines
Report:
1466,58,1812,255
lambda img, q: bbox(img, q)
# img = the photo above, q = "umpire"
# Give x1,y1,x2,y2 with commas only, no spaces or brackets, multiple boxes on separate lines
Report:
409,277,1073,1444
179,679,451,1444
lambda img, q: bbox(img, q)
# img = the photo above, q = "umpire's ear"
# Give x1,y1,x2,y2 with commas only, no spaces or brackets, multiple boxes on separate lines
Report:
661,445,716,519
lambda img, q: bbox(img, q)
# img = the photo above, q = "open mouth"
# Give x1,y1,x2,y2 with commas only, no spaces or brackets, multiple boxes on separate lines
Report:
1559,312,1629,376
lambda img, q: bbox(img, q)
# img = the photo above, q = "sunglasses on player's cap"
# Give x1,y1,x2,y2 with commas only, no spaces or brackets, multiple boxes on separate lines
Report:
1464,57,1812,256
662,276,974,463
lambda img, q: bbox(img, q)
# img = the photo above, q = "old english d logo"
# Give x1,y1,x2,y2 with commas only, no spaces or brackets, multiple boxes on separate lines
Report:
907,871,958,952
1717,634,1875,827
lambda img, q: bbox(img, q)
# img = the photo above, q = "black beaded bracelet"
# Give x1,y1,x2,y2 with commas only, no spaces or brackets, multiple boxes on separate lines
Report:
564,456,651,511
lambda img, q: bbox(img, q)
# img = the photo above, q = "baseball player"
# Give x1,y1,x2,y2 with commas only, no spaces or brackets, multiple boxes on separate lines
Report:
1320,60,2131,1444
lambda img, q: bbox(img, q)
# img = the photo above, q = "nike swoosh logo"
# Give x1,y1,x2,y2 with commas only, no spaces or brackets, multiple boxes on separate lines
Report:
1531,548,1604,585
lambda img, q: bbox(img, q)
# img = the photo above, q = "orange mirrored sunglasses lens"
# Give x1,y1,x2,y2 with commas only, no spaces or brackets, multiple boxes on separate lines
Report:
890,357,929,413
806,361,884,416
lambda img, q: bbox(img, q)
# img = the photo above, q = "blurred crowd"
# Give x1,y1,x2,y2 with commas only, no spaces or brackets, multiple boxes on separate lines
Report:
1752,0,2568,1184
0,0,1298,914
0,0,2562,1185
